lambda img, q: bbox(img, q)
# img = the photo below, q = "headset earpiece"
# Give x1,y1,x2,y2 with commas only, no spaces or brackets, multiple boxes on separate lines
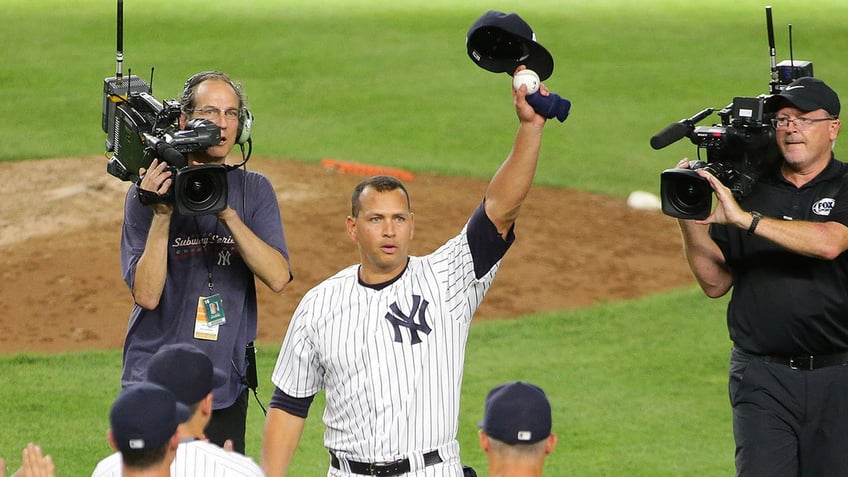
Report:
237,109,253,145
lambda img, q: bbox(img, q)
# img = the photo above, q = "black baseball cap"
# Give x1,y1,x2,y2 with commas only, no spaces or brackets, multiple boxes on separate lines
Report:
145,343,228,406
479,381,552,444
466,10,554,81
766,76,841,117
110,382,191,452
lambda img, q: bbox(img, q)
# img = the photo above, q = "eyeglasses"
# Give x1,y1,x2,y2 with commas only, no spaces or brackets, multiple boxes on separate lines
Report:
190,106,241,121
771,116,834,130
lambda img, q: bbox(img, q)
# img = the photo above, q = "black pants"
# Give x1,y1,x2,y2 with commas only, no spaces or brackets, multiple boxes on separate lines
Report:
729,347,848,477
205,388,249,454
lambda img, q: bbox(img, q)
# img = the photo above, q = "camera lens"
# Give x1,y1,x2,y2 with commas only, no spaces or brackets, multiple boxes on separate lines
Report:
669,177,712,215
660,169,713,220
183,173,217,204
174,165,229,215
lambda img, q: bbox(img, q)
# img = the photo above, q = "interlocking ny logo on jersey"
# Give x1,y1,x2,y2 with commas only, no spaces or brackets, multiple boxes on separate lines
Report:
217,250,232,266
385,295,431,344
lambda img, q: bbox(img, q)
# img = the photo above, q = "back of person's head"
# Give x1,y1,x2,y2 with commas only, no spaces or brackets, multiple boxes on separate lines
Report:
145,343,227,407
108,382,191,469
478,381,557,473
480,381,552,445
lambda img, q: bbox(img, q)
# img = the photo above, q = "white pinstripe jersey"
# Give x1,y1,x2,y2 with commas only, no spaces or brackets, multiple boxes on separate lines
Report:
271,207,509,466
90,439,265,477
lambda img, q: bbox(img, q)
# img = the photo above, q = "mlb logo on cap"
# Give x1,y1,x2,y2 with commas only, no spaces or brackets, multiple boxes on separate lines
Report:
479,381,552,444
466,10,555,81
109,382,191,453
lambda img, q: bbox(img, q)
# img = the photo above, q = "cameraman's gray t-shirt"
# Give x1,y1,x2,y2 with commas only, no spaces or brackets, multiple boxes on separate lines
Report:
119,167,288,408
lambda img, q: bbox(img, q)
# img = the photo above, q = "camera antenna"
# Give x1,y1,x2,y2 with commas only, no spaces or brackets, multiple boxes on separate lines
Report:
102,0,151,151
116,0,124,85
788,24,796,80
766,6,779,94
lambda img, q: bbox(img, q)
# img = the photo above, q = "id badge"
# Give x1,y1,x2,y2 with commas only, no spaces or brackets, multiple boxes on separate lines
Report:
194,294,225,341
203,293,227,326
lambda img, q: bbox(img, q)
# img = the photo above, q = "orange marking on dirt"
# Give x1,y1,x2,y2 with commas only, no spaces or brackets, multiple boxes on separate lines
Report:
320,158,415,181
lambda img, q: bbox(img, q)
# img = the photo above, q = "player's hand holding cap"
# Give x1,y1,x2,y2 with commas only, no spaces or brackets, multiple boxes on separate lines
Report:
466,10,570,122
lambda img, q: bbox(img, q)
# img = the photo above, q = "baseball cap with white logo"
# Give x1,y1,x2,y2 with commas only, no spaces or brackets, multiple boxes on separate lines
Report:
766,76,841,117
479,381,552,445
466,10,555,81
109,382,191,452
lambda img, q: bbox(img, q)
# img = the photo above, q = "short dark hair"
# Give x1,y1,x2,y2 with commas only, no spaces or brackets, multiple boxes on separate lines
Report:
350,175,411,217
120,443,170,469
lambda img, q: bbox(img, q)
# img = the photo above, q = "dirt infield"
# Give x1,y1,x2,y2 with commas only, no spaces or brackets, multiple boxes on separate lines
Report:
0,156,694,355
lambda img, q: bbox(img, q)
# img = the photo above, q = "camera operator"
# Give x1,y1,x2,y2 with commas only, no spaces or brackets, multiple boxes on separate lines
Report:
675,76,848,476
120,71,292,454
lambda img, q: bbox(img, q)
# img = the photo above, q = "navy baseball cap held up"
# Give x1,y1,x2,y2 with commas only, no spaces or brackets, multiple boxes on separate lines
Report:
466,10,554,81
766,76,841,117
479,381,552,444
110,382,191,452
145,343,228,406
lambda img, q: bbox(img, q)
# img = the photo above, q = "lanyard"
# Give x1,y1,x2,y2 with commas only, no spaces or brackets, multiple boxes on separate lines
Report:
193,216,219,294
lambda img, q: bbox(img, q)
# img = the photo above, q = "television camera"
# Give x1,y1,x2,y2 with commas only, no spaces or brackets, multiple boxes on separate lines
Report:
101,0,230,215
651,6,814,220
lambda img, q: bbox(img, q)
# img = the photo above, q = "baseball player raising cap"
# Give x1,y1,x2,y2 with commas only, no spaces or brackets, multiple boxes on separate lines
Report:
262,27,563,475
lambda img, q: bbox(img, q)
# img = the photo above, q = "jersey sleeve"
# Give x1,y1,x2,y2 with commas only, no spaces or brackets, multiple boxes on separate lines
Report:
466,202,514,279
269,386,316,418
270,290,325,397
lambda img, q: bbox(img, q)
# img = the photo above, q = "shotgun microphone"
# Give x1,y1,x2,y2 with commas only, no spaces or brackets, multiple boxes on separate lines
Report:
649,108,714,150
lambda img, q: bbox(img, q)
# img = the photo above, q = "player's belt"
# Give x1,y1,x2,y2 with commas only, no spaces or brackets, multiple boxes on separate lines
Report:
330,450,442,476
765,351,848,370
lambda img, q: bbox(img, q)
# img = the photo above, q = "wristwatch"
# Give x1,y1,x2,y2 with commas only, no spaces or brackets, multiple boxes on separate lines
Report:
747,211,763,235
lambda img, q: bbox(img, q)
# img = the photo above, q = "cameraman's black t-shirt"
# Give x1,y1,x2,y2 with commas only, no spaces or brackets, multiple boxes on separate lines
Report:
711,158,848,355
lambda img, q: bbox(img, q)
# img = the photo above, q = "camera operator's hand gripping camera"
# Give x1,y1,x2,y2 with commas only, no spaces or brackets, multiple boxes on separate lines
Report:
101,0,228,215
466,10,571,123
651,6,813,220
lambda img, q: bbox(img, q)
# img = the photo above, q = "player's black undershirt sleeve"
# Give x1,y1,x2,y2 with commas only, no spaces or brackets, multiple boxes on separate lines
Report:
467,201,514,279
269,386,316,418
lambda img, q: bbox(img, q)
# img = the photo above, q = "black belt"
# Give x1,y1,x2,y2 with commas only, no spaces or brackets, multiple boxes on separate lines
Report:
330,450,442,476
765,351,848,370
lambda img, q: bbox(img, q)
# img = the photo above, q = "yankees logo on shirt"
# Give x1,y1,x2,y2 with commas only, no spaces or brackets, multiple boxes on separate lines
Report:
386,295,431,344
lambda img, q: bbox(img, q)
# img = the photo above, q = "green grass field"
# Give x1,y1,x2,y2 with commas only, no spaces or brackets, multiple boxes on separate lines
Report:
2,0,847,475
1,289,732,476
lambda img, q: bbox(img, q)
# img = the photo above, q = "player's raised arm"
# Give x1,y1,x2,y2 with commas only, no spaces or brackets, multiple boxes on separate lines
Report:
484,66,551,238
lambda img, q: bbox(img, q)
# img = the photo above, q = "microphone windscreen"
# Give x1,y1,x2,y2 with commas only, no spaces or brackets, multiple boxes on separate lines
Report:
650,122,690,150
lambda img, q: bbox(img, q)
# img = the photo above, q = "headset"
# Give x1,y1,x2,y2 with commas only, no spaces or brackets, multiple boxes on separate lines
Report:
237,108,253,146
